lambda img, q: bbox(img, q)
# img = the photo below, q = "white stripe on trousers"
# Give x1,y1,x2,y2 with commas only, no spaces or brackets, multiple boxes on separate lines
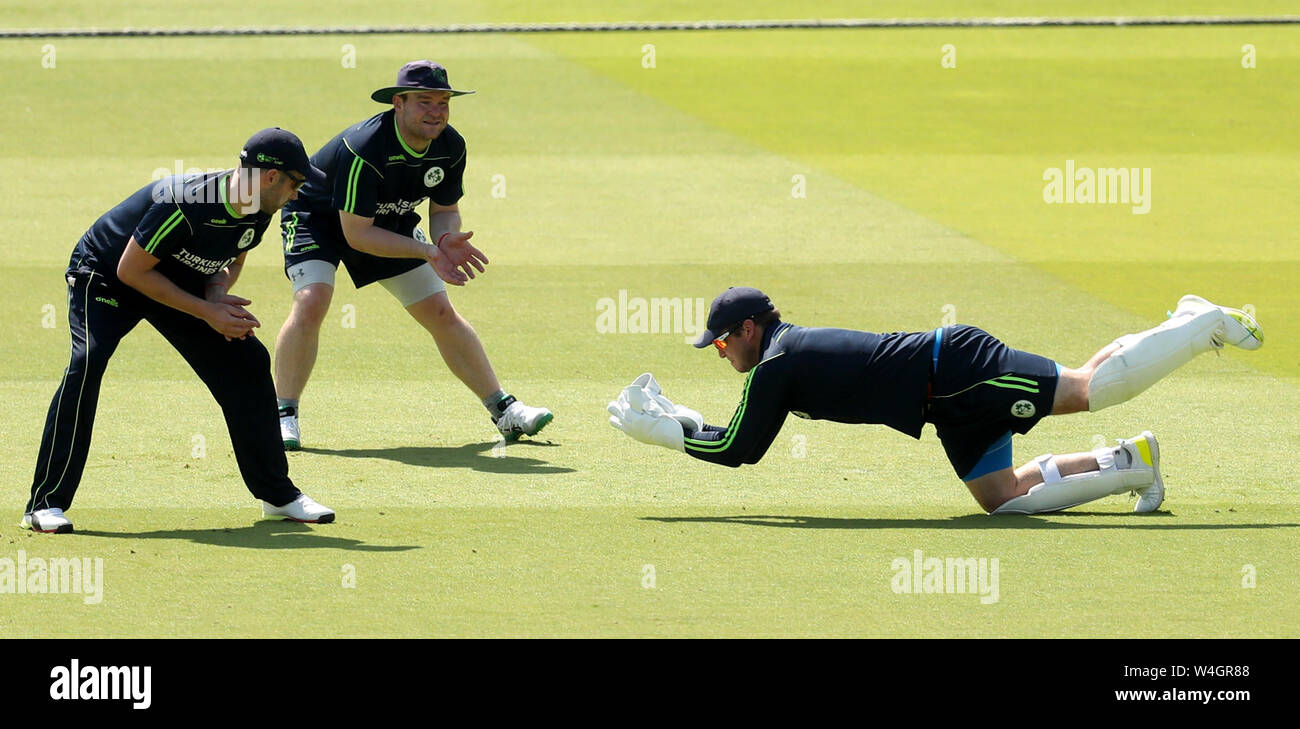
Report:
32,273,93,511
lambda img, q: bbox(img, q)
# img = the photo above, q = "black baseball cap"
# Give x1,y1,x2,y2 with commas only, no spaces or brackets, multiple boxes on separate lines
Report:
240,128,325,185
371,60,476,103
692,287,776,348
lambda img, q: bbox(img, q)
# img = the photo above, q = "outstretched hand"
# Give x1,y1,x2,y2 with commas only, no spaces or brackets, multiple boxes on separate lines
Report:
607,397,686,452
427,230,489,286
620,373,705,431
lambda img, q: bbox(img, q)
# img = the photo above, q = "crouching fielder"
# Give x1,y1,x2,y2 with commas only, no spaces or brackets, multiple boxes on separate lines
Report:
607,287,1263,515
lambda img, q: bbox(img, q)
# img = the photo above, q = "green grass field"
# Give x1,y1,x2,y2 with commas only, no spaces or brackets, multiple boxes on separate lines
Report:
1,2,1296,637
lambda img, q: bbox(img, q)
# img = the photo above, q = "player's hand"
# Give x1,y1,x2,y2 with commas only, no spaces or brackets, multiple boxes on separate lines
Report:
206,290,252,307
620,373,705,431
607,398,686,452
203,301,261,341
426,231,488,286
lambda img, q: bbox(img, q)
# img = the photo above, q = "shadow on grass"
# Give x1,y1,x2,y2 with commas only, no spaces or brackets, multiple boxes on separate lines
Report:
641,513,1300,530
75,519,418,551
301,440,574,474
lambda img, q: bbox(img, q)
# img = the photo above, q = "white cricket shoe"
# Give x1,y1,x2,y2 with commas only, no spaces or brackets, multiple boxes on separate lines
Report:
1172,295,1263,350
493,397,554,442
280,412,301,451
1116,431,1165,513
263,494,335,523
20,507,74,534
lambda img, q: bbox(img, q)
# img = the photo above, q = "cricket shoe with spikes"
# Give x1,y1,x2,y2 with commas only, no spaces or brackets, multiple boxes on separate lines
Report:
20,507,74,534
1171,295,1263,351
1113,431,1164,513
493,395,554,442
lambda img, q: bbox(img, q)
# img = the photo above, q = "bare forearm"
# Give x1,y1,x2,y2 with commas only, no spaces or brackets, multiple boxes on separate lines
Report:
343,224,429,259
121,269,211,319
206,261,242,296
427,210,462,240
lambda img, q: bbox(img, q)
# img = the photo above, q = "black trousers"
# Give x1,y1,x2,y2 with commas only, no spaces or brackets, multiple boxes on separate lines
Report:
27,270,300,513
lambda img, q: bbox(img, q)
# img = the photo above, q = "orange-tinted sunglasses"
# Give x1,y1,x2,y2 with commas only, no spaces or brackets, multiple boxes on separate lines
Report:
711,320,749,352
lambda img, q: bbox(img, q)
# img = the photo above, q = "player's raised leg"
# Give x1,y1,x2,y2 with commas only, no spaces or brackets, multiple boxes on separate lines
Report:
273,264,337,449
387,268,552,440
968,432,1163,514
1084,295,1262,412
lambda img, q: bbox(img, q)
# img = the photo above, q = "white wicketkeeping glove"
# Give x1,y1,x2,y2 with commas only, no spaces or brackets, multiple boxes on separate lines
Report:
620,373,705,431
607,397,685,452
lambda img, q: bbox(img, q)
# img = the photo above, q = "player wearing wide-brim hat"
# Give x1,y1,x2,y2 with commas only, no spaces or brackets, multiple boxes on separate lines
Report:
273,60,552,453
22,128,336,533
607,286,1263,516
369,60,477,103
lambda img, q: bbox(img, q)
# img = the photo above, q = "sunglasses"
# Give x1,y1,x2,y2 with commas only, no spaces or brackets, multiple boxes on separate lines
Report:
711,320,750,352
284,171,307,190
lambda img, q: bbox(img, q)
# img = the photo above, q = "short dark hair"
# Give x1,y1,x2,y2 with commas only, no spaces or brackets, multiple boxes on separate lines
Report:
754,308,782,330
726,308,781,336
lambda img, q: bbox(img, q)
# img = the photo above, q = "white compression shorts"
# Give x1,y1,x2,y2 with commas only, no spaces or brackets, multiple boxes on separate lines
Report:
287,259,447,308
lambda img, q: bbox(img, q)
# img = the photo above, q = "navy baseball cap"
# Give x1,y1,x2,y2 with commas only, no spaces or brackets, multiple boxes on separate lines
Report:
692,287,776,348
371,60,476,103
240,128,325,185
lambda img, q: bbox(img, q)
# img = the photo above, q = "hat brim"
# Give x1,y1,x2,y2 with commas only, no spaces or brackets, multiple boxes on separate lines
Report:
693,330,720,348
371,86,476,104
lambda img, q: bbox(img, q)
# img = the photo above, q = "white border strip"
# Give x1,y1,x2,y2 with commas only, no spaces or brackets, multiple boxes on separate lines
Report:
3,16,1299,39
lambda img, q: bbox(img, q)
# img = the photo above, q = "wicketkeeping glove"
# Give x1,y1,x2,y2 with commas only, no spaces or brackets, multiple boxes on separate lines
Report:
607,397,685,452
620,373,705,431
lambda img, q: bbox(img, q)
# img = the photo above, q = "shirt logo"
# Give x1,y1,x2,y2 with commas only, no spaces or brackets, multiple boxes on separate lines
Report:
210,218,228,225
237,229,255,249
1011,400,1036,418
374,198,426,217
424,167,444,187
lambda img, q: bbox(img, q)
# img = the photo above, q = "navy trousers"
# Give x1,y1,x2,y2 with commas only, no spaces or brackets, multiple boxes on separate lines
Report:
27,270,300,513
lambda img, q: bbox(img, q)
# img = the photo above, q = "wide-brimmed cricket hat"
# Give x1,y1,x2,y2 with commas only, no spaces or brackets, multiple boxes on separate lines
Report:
371,60,476,103
692,287,776,348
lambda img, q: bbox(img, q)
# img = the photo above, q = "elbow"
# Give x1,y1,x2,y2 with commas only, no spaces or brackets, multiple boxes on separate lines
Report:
115,260,136,287
718,453,748,468
340,229,369,254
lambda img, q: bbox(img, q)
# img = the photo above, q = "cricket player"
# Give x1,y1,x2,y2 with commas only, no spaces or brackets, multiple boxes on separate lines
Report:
607,287,1264,514
274,60,552,449
24,129,336,533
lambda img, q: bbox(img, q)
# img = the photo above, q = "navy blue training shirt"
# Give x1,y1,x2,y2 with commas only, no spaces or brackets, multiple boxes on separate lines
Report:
684,322,934,467
69,170,271,293
288,108,466,236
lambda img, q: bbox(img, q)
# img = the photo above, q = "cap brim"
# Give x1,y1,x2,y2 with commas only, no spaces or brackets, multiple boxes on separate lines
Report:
693,329,720,348
370,87,477,103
